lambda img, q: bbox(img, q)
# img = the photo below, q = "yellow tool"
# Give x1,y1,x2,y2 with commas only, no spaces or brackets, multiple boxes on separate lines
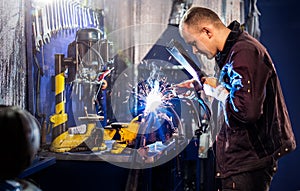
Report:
50,122,104,152
109,117,140,154
118,117,139,145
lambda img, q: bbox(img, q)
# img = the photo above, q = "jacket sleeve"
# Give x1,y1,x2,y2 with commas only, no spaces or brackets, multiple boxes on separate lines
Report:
223,47,272,125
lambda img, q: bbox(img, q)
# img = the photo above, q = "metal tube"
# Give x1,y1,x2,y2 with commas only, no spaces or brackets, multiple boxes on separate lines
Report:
50,54,68,142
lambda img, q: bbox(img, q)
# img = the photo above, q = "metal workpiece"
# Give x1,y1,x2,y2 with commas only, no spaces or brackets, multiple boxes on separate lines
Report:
100,137,188,165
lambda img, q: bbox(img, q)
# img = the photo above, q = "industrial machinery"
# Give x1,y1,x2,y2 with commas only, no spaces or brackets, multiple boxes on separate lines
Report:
49,28,114,153
47,26,211,169
45,5,211,168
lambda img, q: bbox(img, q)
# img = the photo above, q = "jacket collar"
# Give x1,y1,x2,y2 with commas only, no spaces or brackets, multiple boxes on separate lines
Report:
215,20,243,68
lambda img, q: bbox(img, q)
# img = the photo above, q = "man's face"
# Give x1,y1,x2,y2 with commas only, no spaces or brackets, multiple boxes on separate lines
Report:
180,23,216,59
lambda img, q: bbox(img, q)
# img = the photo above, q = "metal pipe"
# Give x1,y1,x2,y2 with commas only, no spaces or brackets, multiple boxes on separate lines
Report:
50,54,68,142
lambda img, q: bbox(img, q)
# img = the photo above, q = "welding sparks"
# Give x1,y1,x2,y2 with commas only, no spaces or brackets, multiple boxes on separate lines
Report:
110,60,207,148
132,76,180,144
144,80,163,113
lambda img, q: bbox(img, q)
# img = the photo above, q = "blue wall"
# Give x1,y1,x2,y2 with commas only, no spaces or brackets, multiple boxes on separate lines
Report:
258,1,300,190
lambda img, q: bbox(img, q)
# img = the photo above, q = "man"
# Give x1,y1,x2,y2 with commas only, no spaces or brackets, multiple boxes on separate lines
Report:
177,6,296,191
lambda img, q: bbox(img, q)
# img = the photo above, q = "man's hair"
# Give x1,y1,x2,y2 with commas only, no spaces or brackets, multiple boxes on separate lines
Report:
180,7,223,29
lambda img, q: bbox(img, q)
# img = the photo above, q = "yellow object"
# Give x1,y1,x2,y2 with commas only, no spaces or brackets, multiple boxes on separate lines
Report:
50,123,99,152
103,129,117,140
105,117,140,154
109,117,140,154
52,73,68,126
50,72,68,141
50,112,68,127
91,143,107,151
118,116,140,145
110,142,127,154
50,116,140,153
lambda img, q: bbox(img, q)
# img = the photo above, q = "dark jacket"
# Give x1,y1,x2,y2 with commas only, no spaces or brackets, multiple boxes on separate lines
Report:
214,21,296,178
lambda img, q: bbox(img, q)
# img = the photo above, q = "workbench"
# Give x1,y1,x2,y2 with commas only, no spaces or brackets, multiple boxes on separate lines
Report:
34,138,189,191
19,156,56,179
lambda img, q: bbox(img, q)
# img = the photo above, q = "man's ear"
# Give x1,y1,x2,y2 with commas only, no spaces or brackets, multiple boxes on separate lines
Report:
202,27,213,39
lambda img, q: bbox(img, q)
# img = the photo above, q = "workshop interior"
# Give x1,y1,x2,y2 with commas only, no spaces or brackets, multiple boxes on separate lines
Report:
0,0,299,190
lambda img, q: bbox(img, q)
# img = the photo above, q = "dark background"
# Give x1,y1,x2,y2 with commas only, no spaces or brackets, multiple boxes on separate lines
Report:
258,0,300,190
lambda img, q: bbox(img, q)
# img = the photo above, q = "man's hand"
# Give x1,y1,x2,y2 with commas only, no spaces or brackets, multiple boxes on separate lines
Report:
175,79,195,88
202,77,229,104
202,77,218,88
